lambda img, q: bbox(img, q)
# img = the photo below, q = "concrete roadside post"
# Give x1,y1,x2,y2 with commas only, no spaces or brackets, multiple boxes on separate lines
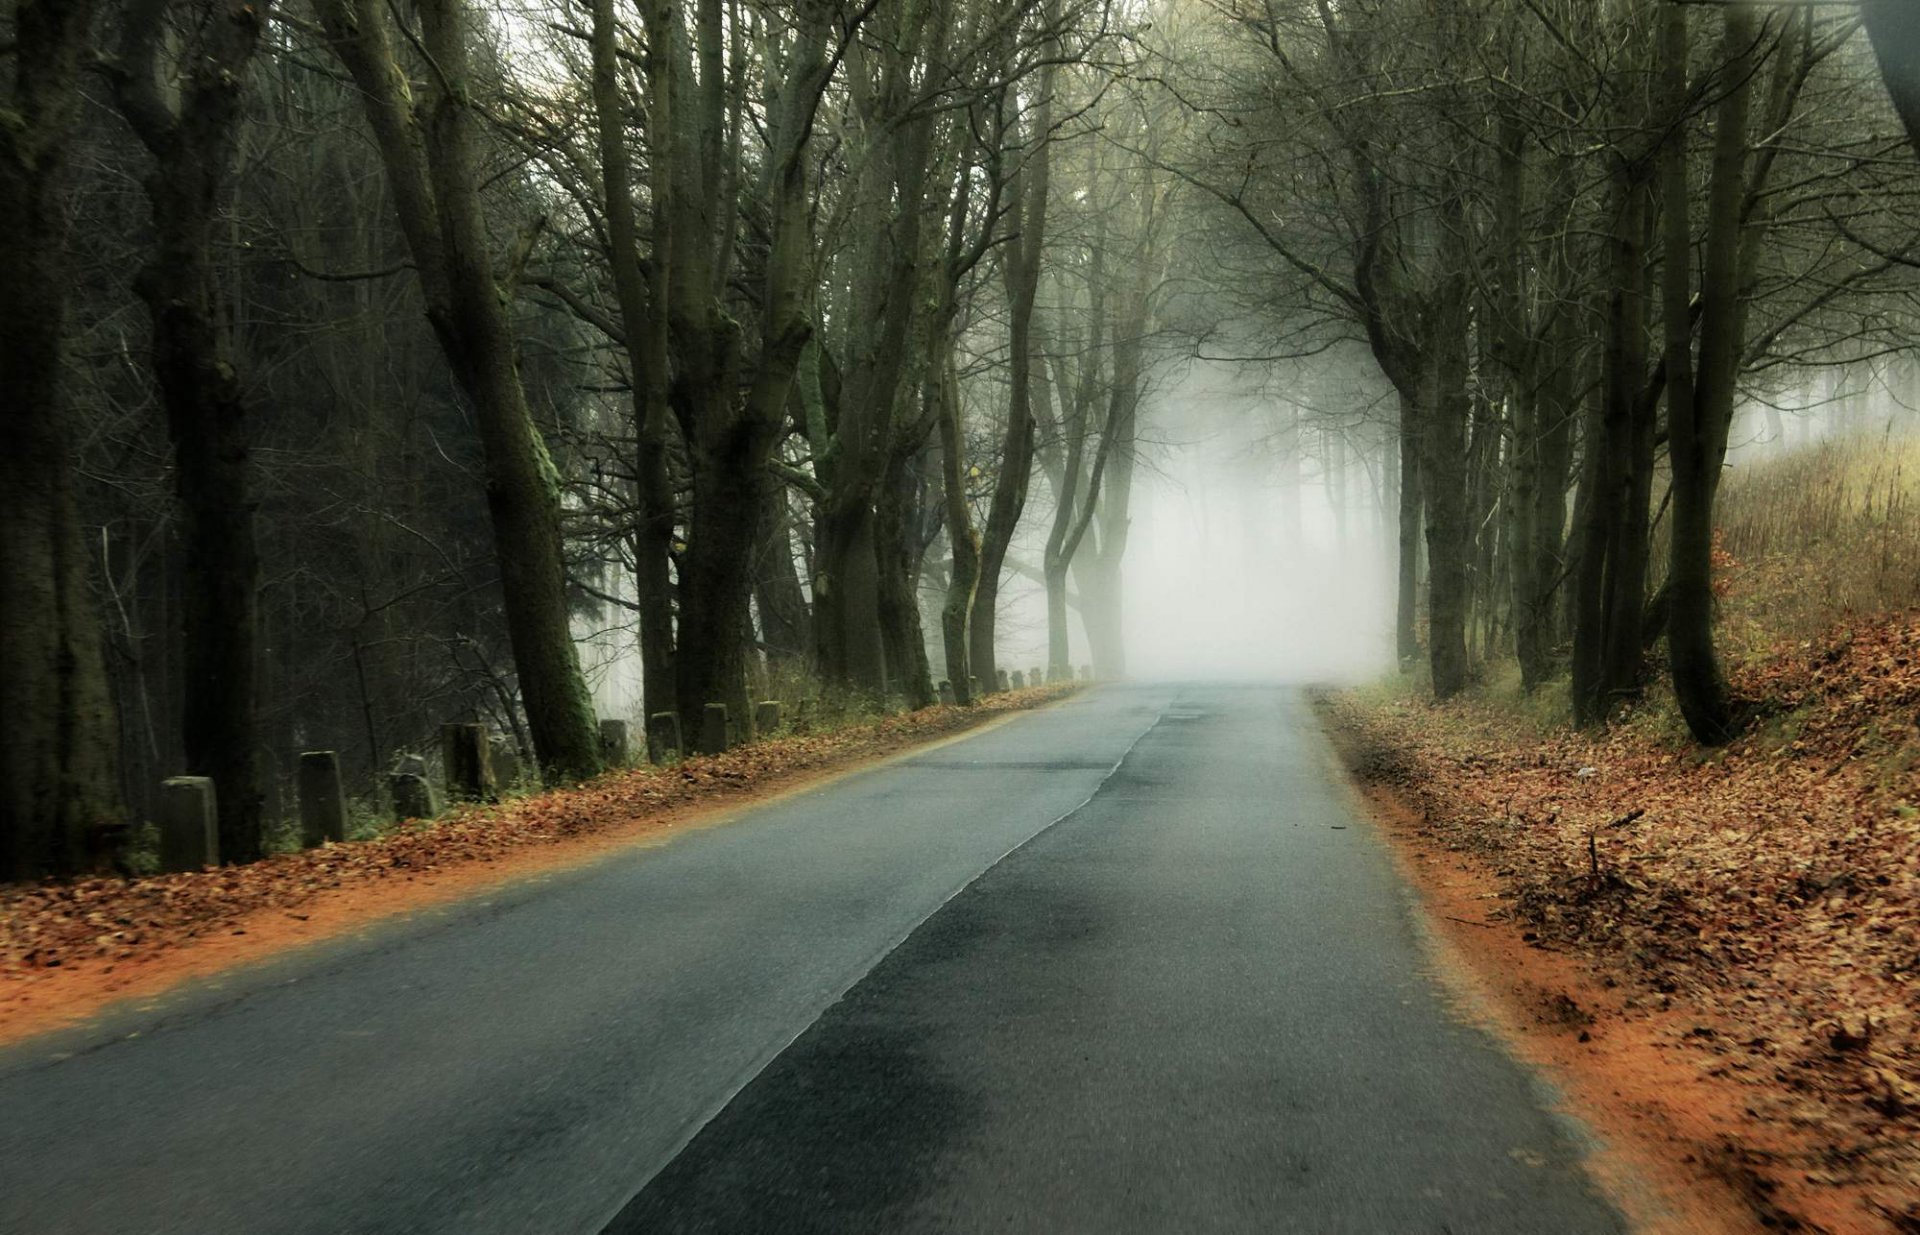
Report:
297,750,348,846
647,712,682,763
158,777,219,872
599,718,630,766
389,772,437,822
702,703,730,754
442,722,494,802
490,736,522,790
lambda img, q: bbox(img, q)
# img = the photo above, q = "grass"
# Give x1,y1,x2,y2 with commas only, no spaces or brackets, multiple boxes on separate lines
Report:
1715,428,1920,640
1461,427,1920,744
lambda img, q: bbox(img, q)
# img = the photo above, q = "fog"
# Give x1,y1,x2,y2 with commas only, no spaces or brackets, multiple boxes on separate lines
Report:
980,353,1399,687
1122,363,1396,682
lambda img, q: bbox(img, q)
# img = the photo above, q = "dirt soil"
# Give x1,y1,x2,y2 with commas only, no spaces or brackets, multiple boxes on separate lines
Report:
0,688,1073,1047
1320,616,1920,1234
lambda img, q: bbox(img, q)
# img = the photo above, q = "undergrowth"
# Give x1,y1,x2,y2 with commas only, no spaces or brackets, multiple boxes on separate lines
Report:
1717,429,1920,639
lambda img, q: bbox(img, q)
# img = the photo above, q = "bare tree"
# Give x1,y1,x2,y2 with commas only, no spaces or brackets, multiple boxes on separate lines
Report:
314,0,603,780
0,0,126,879
109,0,271,863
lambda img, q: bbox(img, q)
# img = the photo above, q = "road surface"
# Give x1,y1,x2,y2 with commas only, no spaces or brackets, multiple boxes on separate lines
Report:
0,686,1625,1233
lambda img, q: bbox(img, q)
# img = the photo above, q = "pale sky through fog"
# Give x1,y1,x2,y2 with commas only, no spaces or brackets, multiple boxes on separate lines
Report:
1122,363,1396,683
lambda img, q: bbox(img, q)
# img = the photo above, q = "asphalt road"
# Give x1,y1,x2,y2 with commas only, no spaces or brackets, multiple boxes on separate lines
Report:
0,685,1626,1234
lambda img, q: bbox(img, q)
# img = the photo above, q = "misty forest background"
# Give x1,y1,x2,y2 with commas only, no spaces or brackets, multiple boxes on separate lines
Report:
7,0,1920,881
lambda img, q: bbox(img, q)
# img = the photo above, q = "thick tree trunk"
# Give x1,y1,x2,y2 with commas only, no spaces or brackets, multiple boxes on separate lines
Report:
678,416,766,742
1075,551,1126,680
813,500,888,696
971,55,1054,695
1423,322,1472,700
875,445,935,709
0,226,123,880
1668,7,1758,745
1864,0,1920,158
1517,315,1578,690
0,0,125,881
1043,562,1071,679
590,0,676,721
115,0,269,864
1569,388,1610,727
935,364,980,705
1420,194,1475,701
972,344,1038,694
319,0,603,781
1395,406,1423,669
1573,161,1651,727
754,486,811,669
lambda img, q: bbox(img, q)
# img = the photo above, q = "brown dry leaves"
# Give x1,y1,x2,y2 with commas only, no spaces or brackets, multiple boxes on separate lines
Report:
1,688,1074,991
1326,621,1920,1225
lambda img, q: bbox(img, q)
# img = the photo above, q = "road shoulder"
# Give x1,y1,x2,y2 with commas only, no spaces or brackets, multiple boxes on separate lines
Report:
0,689,1074,1047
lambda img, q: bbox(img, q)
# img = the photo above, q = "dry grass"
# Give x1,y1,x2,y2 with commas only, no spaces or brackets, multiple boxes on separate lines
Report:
1716,431,1920,645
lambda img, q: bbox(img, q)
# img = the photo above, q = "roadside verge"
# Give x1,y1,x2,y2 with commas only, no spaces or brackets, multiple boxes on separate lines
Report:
1316,674,1920,1235
0,687,1076,1045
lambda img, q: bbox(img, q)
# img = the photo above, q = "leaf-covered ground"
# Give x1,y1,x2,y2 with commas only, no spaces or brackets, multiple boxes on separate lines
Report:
1,688,1075,1036
1324,620,1920,1232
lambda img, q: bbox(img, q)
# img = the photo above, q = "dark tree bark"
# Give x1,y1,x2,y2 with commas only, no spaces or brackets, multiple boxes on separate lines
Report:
0,0,124,880
1422,270,1473,700
111,0,270,865
1668,6,1761,745
1395,409,1423,669
754,486,812,670
663,0,842,748
1573,158,1653,727
316,0,603,781
935,359,981,705
1517,337,1577,689
1070,299,1143,682
874,442,937,709
812,495,888,696
1489,113,1578,694
1864,0,1920,158
971,46,1055,695
811,7,945,700
589,0,676,723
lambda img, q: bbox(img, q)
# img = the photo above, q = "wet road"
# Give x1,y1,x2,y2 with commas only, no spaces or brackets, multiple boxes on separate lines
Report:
0,685,1625,1234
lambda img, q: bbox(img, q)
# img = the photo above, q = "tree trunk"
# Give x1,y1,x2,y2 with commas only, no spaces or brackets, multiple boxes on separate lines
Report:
114,0,269,865
590,0,676,722
1669,6,1759,745
1520,312,1578,689
665,0,829,746
1075,550,1127,680
1864,0,1920,158
875,444,936,709
971,54,1055,694
318,0,603,781
813,499,888,696
1423,319,1472,700
754,485,811,670
1573,159,1651,726
0,0,125,881
1395,405,1423,669
935,362,980,704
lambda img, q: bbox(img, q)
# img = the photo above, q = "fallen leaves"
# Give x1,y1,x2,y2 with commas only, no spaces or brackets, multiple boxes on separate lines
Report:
1324,615,1920,1226
1,688,1074,1010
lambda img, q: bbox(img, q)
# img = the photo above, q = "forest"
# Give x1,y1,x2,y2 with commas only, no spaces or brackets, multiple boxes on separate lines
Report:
4,0,1920,887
